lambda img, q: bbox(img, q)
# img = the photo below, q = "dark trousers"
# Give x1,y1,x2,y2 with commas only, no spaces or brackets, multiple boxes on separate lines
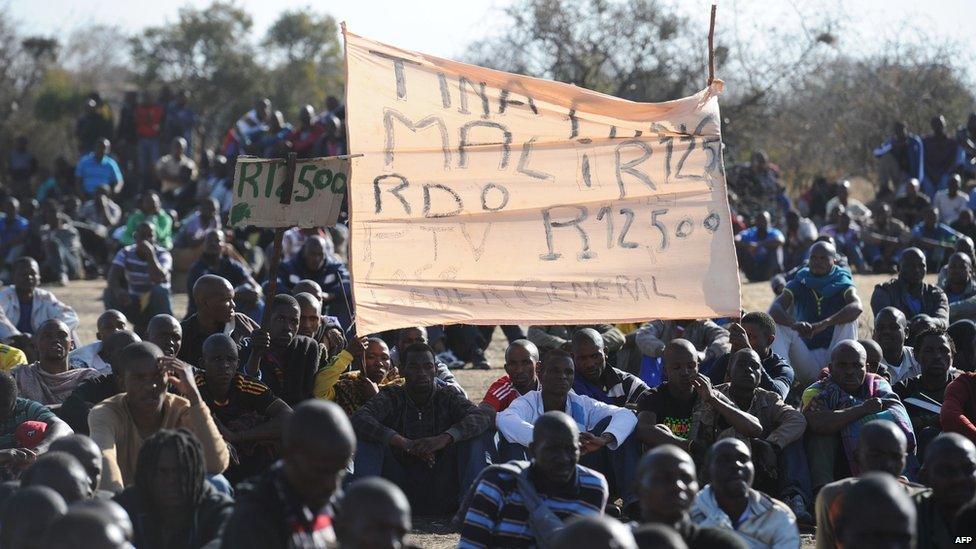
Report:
737,248,784,282
103,285,174,335
445,325,526,364
579,416,641,506
351,430,492,515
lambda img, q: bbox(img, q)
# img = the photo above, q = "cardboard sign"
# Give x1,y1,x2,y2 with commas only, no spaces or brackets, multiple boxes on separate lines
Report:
230,156,349,228
343,29,741,334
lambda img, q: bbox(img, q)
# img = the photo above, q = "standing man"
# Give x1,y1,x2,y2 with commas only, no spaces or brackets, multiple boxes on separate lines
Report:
770,241,862,386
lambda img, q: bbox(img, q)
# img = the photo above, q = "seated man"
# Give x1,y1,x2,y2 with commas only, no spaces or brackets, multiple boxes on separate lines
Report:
458,411,608,548
802,340,915,491
68,310,127,374
146,313,182,358
174,198,220,250
941,366,976,443
221,400,354,548
296,292,344,360
635,340,762,469
88,342,229,492
707,312,794,400
234,283,264,325
43,507,131,549
0,197,30,279
317,337,403,415
351,342,492,515
735,210,785,282
196,334,291,482
240,294,320,406
941,252,976,321
914,433,976,548
498,349,640,513
815,420,923,549
480,339,541,415
770,241,862,386
820,207,866,272
635,319,731,373
0,369,71,474
894,328,957,453
1,487,68,548
114,429,232,548
185,229,257,317
912,207,962,271
276,235,352,330
391,326,465,396
12,319,98,406
48,434,104,496
835,473,917,549
873,307,921,385
37,202,85,284
20,451,91,503
179,275,259,366
0,257,80,350
117,191,174,250
872,247,950,329
706,348,810,521
527,324,625,358
690,439,799,547
105,221,174,334
863,202,912,274
635,445,748,549
334,478,412,549
572,328,648,408
58,330,141,434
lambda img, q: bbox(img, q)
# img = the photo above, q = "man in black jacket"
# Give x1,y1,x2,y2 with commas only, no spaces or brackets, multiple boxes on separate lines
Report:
871,247,950,329
57,330,141,434
241,294,320,406
221,400,355,549
179,274,258,366
350,342,493,515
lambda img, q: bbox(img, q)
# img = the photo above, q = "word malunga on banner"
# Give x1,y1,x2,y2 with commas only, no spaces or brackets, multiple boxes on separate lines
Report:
343,29,740,335
230,156,349,228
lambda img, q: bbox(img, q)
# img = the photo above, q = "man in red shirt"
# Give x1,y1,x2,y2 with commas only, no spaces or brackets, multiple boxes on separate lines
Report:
941,371,976,442
135,91,164,190
480,339,541,461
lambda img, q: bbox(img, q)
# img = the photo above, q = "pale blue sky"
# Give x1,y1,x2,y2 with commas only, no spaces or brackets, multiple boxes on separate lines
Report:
6,0,975,61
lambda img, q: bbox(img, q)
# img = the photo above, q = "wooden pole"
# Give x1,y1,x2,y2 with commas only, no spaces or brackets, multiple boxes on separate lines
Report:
707,4,717,86
260,152,298,328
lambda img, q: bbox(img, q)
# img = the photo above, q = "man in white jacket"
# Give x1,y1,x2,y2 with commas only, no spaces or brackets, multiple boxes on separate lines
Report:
497,348,640,514
690,438,799,549
0,258,80,351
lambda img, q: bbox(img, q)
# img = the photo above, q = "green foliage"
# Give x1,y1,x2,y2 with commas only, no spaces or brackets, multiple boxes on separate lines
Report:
32,69,85,123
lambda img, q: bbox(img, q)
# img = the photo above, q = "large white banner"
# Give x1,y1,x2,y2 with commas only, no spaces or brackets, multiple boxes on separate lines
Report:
344,29,740,334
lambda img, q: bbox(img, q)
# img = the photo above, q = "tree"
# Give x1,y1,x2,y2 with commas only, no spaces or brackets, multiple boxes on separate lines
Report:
129,2,263,149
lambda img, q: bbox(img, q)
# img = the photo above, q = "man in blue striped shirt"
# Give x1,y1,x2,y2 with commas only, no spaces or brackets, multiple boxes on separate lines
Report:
459,411,608,548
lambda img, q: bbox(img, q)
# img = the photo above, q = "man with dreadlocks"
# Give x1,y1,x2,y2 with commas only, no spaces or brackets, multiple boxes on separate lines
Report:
221,400,355,549
89,342,229,492
115,429,234,549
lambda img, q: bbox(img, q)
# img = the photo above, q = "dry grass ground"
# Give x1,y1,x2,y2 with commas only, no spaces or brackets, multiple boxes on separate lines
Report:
51,273,911,547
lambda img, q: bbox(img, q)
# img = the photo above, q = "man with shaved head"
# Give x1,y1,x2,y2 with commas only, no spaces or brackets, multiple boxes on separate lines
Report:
770,240,863,385
0,486,67,549
635,340,762,469
12,319,98,406
815,420,923,549
872,247,950,329
179,274,259,366
0,256,80,346
105,219,174,334
552,515,637,549
146,313,182,357
704,348,810,522
690,439,799,547
573,327,648,408
459,411,609,548
480,339,541,416
636,445,745,548
196,333,291,482
873,306,921,384
49,434,103,493
894,328,956,451
68,310,127,374
802,339,915,490
835,473,917,549
498,349,639,514
58,330,140,434
335,478,412,549
21,451,91,503
185,228,257,317
915,433,976,548
940,252,976,309
221,400,355,548
859,338,885,376
276,234,352,330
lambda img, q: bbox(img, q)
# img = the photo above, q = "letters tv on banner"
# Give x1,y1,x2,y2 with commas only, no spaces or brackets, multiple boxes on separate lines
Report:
230,156,348,228
344,29,740,335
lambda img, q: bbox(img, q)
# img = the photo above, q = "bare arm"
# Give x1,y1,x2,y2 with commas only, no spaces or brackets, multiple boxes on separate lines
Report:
768,291,796,328
36,416,72,453
635,410,691,451
233,399,291,443
813,288,862,331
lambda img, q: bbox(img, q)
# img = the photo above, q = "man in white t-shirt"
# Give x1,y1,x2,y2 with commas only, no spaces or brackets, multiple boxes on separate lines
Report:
934,174,969,224
872,307,920,384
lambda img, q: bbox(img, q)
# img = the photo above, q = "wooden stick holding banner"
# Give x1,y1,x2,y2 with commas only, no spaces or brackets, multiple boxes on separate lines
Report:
707,4,717,86
260,152,297,327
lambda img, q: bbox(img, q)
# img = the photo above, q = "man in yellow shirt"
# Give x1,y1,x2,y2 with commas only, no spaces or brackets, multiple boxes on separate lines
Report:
0,343,27,372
